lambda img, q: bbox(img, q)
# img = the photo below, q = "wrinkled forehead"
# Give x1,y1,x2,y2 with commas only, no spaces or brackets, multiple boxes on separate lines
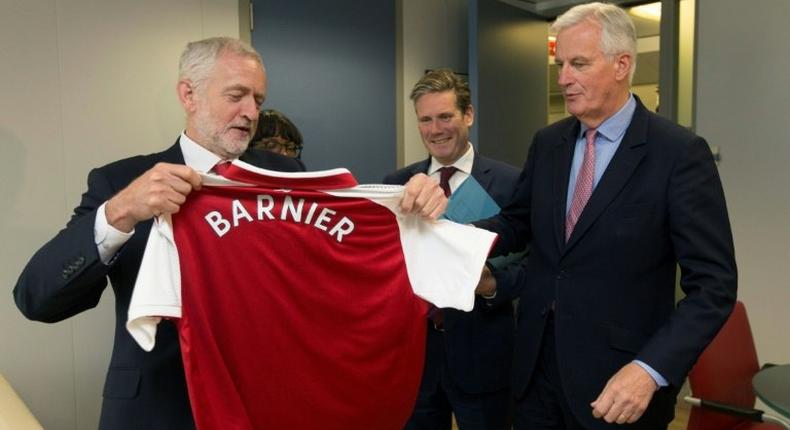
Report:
555,22,604,57
208,54,266,90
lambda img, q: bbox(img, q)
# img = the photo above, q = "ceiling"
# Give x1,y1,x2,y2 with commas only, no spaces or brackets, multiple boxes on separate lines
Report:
498,0,638,19
499,0,660,36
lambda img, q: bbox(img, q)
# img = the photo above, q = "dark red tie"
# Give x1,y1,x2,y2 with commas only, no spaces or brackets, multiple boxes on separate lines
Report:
428,166,458,330
438,166,458,197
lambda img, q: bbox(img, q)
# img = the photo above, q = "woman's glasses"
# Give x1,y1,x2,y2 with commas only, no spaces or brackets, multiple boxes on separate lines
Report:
255,137,303,159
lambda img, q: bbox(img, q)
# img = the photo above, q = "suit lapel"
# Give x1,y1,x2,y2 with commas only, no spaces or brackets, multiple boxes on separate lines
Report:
564,102,650,253
553,121,580,254
162,139,186,165
412,157,431,177
470,154,494,191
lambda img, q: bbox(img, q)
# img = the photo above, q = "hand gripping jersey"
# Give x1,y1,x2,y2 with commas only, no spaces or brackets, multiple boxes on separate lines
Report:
127,161,497,430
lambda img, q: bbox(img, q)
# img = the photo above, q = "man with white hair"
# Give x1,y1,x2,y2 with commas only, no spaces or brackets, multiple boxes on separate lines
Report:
13,37,446,429
474,3,736,429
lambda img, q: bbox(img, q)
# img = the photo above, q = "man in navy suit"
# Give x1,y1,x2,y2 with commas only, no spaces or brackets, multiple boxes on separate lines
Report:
384,69,521,430
475,3,737,429
14,37,447,429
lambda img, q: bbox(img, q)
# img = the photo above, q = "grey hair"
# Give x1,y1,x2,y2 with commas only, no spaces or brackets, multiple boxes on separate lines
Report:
178,37,264,90
551,2,637,83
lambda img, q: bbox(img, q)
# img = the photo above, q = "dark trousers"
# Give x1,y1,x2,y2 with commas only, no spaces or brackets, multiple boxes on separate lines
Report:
513,315,667,430
404,321,512,430
513,315,586,430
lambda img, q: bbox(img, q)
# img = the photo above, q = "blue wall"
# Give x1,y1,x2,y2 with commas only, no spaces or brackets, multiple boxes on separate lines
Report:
252,0,396,183
470,0,547,168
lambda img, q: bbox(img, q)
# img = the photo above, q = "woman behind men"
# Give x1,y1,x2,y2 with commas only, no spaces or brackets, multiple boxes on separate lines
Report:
250,109,304,159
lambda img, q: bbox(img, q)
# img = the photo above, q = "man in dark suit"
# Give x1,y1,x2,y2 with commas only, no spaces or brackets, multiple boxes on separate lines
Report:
474,3,737,429
384,69,521,430
13,37,447,429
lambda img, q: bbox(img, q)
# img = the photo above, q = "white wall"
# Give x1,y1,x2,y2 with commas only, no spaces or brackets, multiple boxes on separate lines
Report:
0,1,240,428
398,0,468,167
695,0,790,363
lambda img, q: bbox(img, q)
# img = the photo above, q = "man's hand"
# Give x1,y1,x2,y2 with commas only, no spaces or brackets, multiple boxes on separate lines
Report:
590,362,657,425
475,264,497,296
400,173,447,220
105,162,203,232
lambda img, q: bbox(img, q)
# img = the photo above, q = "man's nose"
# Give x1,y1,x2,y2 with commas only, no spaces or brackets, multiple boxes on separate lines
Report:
242,97,259,119
428,119,442,135
557,64,572,87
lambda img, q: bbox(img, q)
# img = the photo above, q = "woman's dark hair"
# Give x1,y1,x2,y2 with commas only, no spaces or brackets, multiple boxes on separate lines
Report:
252,109,303,147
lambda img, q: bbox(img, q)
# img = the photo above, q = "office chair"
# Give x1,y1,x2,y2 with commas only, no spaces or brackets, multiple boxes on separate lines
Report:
684,301,789,430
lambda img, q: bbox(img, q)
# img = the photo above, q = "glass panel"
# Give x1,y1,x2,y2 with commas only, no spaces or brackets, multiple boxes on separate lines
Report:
677,0,696,128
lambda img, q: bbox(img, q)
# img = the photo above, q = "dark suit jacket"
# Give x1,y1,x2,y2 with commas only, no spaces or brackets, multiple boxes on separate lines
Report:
13,140,304,430
476,98,737,429
383,153,521,394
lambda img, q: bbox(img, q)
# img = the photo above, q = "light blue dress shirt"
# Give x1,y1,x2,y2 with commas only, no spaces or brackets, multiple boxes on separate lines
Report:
565,95,635,215
564,94,668,389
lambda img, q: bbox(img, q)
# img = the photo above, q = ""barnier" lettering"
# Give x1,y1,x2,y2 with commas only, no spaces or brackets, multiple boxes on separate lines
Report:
204,194,355,242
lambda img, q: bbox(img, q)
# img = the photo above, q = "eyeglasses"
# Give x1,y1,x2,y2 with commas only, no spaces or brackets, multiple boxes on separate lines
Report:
255,137,303,159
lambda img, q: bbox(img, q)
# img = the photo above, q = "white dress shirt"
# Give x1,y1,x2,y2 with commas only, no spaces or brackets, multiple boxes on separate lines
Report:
426,142,474,193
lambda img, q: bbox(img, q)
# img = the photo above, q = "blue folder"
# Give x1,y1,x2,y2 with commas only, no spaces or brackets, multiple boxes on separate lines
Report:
443,176,524,269
442,176,501,224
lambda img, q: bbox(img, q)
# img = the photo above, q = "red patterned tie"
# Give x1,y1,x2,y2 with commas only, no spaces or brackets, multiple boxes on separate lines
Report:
438,166,458,197
212,160,232,176
565,129,596,241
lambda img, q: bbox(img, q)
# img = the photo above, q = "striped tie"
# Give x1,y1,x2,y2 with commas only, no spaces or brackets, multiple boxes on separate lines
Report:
565,128,596,241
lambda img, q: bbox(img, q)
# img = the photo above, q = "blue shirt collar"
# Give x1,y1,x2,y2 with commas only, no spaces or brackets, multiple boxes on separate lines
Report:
580,94,636,142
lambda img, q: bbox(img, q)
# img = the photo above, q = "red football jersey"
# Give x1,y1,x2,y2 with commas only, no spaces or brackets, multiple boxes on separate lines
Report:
128,162,496,430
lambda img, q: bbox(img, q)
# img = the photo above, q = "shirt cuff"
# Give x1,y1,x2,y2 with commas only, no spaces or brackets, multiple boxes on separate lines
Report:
481,290,497,300
95,202,134,264
633,360,668,389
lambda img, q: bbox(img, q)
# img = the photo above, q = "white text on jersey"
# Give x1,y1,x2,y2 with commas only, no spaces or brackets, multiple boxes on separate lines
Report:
203,194,356,242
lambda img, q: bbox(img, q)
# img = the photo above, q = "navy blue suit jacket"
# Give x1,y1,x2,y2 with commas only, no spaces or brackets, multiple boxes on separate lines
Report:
13,141,304,430
383,153,521,394
476,98,737,429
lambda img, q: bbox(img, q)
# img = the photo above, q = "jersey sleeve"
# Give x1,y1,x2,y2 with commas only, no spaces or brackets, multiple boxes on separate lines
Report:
334,184,498,311
398,217,497,311
126,214,183,352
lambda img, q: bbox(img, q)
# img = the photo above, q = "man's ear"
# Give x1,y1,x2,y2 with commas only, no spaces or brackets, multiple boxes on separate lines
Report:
464,104,475,127
177,80,197,112
614,53,633,82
